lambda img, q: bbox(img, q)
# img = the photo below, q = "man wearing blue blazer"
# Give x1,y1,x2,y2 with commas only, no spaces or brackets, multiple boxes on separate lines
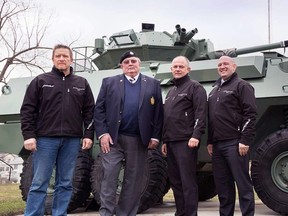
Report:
94,50,164,216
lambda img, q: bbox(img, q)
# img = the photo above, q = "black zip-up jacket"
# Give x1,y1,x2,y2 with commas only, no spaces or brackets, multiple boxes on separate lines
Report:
162,74,207,143
20,66,95,141
207,73,257,146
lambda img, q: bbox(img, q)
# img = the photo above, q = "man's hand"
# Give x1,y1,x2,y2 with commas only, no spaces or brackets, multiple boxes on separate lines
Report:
188,137,199,148
24,138,37,152
162,143,167,157
207,144,213,156
148,139,159,150
100,134,113,153
82,138,93,150
239,143,249,156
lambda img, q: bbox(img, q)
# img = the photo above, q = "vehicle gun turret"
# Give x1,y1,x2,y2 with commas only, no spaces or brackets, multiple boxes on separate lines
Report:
92,24,288,70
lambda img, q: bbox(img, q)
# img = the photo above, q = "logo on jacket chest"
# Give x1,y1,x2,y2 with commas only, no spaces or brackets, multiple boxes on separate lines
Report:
223,90,233,94
73,86,85,91
42,84,54,88
178,93,187,97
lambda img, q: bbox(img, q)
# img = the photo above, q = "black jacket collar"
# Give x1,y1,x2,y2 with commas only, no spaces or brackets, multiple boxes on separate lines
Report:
213,72,238,87
51,66,73,77
172,74,190,87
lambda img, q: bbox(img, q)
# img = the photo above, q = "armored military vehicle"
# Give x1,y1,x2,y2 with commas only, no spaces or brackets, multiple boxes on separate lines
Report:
0,23,287,214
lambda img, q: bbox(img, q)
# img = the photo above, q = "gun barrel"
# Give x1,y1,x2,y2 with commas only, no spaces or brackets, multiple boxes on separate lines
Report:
185,28,198,41
179,28,186,44
176,24,181,35
235,40,288,55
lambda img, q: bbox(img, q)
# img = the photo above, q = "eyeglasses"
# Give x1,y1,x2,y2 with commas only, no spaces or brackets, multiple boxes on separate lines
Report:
122,59,138,65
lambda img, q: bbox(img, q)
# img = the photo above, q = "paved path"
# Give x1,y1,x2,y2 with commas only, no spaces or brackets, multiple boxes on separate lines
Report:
67,200,278,216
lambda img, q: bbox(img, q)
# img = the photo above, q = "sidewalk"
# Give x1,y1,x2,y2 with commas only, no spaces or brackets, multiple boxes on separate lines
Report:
66,200,277,216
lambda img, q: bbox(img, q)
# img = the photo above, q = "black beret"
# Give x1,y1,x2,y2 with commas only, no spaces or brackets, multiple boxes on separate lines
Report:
119,51,138,64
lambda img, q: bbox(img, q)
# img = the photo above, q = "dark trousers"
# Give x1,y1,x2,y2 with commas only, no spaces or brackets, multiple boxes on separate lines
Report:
167,140,198,216
99,134,148,216
212,139,255,216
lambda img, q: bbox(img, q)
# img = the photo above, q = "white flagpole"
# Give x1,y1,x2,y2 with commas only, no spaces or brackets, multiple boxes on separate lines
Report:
268,0,271,44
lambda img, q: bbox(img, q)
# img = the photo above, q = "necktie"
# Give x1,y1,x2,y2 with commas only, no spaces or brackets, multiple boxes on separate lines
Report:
129,77,135,83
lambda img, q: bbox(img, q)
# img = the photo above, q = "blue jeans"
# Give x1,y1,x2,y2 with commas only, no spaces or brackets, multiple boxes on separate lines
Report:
24,137,81,216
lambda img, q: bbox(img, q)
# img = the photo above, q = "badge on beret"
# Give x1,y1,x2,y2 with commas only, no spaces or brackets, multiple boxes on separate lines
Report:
119,50,138,63
150,96,155,105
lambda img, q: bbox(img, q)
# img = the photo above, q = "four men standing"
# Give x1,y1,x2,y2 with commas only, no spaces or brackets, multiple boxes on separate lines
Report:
20,44,257,215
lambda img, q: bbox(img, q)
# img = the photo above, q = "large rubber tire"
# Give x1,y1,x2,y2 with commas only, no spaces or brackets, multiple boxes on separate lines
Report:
90,149,168,213
19,154,53,215
251,129,288,215
90,154,103,210
67,150,93,212
138,149,168,212
197,171,217,201
19,150,93,214
19,155,33,202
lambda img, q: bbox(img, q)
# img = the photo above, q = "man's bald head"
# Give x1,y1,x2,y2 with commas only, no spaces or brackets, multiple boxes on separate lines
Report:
217,56,237,80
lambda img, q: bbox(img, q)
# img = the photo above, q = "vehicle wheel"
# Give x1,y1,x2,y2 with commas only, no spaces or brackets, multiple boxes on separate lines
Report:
19,155,33,202
138,149,168,213
19,154,53,215
19,150,93,214
251,129,288,215
89,154,103,210
197,171,217,201
90,149,168,213
67,150,93,212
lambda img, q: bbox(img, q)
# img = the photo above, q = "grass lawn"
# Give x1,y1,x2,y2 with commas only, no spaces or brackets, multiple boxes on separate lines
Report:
0,183,25,216
0,182,259,215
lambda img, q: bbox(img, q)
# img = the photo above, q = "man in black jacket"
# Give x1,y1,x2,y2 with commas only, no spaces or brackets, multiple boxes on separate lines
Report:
207,55,257,216
162,56,207,216
20,44,95,216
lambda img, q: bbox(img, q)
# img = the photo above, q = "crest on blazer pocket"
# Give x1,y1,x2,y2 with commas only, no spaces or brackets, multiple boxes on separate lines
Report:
150,96,155,105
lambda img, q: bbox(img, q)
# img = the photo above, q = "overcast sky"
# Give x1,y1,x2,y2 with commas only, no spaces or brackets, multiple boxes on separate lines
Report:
36,0,288,55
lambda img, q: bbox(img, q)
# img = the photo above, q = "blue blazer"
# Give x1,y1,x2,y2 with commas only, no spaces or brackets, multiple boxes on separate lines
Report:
94,73,163,146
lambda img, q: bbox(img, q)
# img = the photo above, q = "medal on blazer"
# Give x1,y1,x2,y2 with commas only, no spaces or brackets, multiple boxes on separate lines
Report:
150,96,155,105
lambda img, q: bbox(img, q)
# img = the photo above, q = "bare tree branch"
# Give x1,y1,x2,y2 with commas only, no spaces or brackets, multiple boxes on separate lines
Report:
0,0,53,84
0,0,30,34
